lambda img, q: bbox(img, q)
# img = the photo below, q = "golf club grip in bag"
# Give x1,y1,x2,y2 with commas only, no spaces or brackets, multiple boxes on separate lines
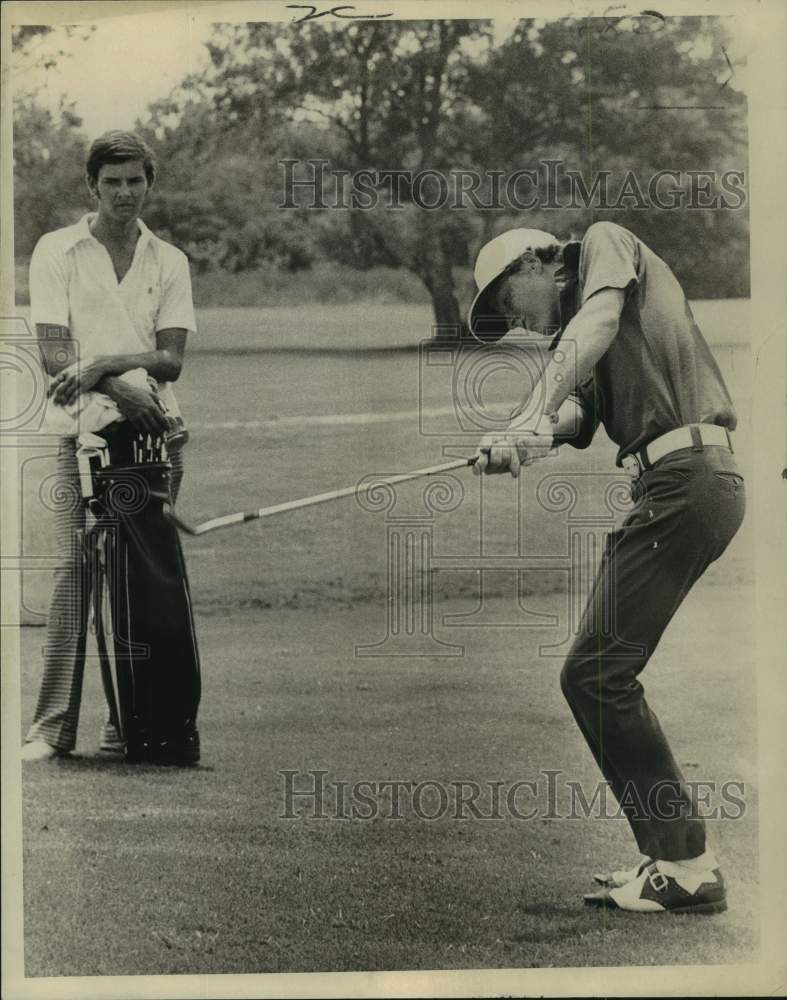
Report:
89,422,201,764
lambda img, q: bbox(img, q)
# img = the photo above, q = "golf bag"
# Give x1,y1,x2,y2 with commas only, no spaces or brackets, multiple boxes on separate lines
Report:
80,421,201,764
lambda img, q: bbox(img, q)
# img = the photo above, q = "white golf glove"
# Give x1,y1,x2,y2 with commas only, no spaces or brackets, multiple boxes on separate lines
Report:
473,413,556,478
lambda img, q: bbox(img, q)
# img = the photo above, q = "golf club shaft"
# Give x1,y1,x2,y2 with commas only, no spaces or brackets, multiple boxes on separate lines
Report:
174,457,475,536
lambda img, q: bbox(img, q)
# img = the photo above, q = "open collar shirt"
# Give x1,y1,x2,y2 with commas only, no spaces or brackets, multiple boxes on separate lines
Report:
29,213,197,418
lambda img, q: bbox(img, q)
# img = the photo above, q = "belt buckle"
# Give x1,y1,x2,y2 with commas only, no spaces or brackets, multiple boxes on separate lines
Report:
622,454,642,480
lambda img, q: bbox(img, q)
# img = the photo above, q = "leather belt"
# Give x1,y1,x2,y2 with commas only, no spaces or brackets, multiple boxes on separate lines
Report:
622,423,733,478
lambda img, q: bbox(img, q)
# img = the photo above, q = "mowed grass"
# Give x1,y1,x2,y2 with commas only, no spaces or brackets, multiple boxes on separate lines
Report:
20,592,758,975
18,300,753,620
19,300,758,976
174,298,753,615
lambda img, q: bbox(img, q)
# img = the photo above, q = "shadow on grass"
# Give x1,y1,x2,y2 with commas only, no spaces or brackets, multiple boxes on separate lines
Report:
39,754,215,774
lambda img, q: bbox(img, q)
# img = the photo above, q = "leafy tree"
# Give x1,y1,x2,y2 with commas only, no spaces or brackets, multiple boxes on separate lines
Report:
187,20,494,333
463,15,748,297
12,25,94,258
12,17,749,318
178,15,748,329
13,95,88,257
136,96,320,273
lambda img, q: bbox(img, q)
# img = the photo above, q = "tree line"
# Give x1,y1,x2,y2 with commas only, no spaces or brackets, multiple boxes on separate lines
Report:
13,17,749,332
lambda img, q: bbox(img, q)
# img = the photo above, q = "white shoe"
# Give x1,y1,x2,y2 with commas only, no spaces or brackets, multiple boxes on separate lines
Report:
593,856,651,888
21,740,65,761
585,861,727,914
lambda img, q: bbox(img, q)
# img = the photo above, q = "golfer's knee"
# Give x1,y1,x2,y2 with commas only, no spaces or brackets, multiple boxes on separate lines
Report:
560,659,584,703
561,654,646,719
560,655,610,703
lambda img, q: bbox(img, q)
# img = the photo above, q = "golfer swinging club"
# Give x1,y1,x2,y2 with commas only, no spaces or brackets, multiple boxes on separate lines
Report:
469,223,744,914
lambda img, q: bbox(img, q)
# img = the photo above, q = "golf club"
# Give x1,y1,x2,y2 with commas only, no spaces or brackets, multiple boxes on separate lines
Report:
169,456,477,537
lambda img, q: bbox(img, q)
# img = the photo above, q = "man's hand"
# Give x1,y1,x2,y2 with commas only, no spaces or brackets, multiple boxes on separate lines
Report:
49,359,107,406
103,379,170,434
473,414,556,478
473,433,522,477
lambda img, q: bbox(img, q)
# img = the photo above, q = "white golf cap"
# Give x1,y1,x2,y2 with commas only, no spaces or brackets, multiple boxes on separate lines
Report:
468,228,558,342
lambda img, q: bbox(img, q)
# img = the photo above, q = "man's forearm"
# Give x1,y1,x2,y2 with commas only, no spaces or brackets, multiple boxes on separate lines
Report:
96,374,128,401
35,324,75,377
96,373,162,406
521,290,623,425
540,318,615,416
96,350,181,383
552,397,596,449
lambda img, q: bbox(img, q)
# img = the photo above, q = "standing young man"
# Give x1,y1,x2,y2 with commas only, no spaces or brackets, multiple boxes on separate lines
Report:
469,223,745,913
22,130,197,761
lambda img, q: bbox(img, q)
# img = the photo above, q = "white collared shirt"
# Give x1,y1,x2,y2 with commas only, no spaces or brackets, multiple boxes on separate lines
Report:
29,213,197,417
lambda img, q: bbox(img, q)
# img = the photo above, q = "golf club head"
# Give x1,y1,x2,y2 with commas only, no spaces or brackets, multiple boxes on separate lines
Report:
164,426,190,452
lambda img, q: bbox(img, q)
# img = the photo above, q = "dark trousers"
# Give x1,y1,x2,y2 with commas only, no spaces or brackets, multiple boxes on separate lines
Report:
560,443,745,862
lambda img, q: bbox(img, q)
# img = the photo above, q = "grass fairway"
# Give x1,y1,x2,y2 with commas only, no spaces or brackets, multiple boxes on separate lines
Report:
18,301,758,977
20,594,758,975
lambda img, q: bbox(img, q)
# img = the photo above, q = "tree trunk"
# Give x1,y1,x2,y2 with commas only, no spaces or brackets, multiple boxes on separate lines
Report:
415,218,466,341
427,268,464,342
